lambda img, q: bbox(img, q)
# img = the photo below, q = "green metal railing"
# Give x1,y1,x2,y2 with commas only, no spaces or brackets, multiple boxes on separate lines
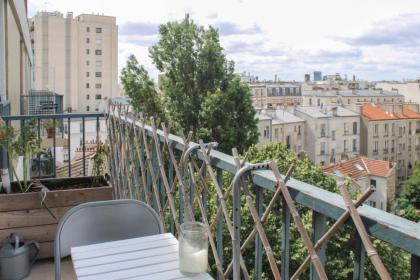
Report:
107,104,420,280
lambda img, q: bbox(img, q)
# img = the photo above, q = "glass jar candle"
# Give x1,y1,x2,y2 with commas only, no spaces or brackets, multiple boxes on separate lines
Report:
179,222,208,275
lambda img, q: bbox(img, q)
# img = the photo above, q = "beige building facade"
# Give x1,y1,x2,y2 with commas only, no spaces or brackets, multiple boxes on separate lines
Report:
376,80,420,104
30,12,119,112
0,0,33,115
359,103,420,182
295,106,360,166
249,83,302,108
302,90,404,107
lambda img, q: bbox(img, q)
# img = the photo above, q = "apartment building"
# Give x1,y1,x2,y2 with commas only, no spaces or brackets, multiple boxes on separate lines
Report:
249,83,302,108
0,0,33,115
376,80,420,104
324,157,396,211
295,106,360,166
302,90,404,107
360,103,420,182
30,11,119,112
256,109,305,153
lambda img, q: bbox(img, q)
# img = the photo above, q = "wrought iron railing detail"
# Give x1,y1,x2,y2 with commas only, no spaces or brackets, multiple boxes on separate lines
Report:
107,104,420,280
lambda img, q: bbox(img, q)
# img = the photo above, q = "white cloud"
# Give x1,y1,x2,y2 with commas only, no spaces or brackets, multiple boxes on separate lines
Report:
28,0,420,81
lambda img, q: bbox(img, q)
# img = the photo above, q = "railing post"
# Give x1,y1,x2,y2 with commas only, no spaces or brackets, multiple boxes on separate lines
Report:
67,117,71,177
53,118,56,178
168,160,175,234
255,185,263,280
281,198,291,279
82,116,86,176
310,211,327,280
216,167,224,275
353,233,366,280
411,254,420,280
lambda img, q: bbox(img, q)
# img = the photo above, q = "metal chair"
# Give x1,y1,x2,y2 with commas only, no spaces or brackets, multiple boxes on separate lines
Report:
54,199,163,280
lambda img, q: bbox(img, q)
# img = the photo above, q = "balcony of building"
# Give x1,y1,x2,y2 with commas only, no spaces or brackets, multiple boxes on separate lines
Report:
0,104,419,280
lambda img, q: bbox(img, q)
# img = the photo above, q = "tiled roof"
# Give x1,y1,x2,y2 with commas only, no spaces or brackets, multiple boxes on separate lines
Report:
323,157,394,180
362,104,420,120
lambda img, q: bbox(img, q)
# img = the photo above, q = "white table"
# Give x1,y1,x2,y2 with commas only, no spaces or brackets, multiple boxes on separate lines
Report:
71,233,214,280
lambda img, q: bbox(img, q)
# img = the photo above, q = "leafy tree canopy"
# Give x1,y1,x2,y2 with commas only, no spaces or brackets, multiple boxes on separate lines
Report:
120,55,166,121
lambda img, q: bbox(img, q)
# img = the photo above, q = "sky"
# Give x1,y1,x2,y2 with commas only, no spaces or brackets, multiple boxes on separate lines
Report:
28,0,420,82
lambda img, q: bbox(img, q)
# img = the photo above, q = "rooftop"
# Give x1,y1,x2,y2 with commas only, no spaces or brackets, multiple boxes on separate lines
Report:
295,105,359,118
362,103,420,120
302,90,403,98
323,157,394,180
274,109,305,123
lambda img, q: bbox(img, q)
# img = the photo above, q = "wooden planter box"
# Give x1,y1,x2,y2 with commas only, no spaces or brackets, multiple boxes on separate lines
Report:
0,177,113,259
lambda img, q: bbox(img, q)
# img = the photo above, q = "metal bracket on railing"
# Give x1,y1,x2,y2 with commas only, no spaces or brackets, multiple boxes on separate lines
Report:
181,141,218,167
231,162,272,280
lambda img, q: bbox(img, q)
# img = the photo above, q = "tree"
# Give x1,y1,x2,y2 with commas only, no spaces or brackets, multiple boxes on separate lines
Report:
198,77,258,153
395,161,420,222
149,14,234,135
120,55,166,121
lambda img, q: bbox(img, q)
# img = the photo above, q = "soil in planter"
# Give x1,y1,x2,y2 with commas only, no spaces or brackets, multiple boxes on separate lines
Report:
0,176,109,194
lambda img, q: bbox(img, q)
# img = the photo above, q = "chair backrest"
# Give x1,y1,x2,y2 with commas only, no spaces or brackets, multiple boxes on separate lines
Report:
54,199,163,279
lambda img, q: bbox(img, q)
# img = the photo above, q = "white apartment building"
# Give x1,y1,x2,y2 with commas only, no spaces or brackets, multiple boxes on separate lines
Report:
302,90,404,107
30,11,119,112
256,110,305,154
295,106,360,166
376,80,420,104
0,0,33,116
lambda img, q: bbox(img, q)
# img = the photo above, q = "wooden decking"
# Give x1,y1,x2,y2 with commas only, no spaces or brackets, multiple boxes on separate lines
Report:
25,258,76,280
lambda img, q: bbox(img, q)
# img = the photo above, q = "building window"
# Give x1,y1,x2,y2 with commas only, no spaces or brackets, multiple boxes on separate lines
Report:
96,38,103,44
95,83,102,89
95,60,102,67
344,140,347,151
86,83,90,88
374,124,378,136
95,94,102,100
374,141,378,153
352,139,357,152
298,125,301,135
332,130,335,140
86,38,90,43
317,99,320,106
86,49,90,55
95,72,102,77
86,26,90,32
347,99,350,105
384,124,389,135
86,106,90,111
320,142,326,155
320,124,326,137
399,127,403,136
96,27,102,33
353,122,357,134
86,72,89,77
86,60,90,66
95,49,102,55
86,94,90,100
369,200,376,208
370,179,377,188
274,128,278,139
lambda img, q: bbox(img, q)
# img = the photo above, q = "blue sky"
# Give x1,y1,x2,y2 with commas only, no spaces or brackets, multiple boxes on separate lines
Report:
28,0,420,82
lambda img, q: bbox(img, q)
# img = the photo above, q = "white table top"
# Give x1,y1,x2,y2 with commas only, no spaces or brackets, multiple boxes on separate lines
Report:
71,233,214,280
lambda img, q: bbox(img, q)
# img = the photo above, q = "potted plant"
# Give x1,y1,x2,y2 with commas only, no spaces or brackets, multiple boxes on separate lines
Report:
42,119,55,138
0,119,112,259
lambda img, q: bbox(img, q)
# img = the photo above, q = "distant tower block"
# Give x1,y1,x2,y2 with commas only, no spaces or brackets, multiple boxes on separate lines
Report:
314,71,322,82
304,74,310,82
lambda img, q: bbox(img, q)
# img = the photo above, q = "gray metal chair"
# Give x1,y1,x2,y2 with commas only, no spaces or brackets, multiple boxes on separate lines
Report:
54,199,163,280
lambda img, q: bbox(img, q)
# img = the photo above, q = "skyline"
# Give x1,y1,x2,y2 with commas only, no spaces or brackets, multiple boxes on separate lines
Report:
28,0,420,82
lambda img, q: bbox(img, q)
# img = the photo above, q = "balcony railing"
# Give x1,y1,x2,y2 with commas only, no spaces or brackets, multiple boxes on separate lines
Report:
106,105,419,280
1,112,105,178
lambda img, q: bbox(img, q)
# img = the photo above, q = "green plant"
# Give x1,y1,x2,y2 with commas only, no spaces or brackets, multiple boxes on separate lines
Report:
92,143,109,177
1,119,44,192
